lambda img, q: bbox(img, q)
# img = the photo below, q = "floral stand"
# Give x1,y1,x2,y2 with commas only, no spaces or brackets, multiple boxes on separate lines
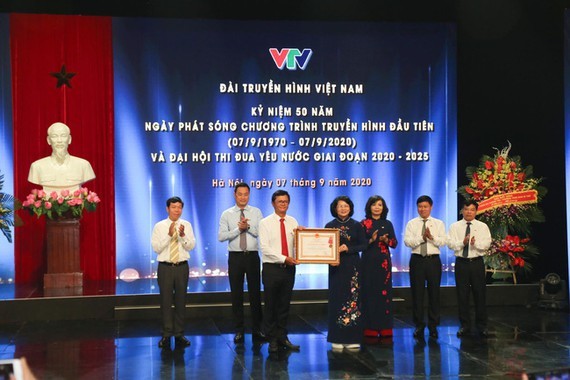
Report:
44,218,83,296
22,187,101,296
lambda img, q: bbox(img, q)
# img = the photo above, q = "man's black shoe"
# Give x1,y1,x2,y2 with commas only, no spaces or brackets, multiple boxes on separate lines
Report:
233,332,244,344
174,336,191,348
428,328,438,339
279,338,300,351
252,331,266,342
413,328,424,339
268,340,279,353
456,328,471,337
158,336,171,349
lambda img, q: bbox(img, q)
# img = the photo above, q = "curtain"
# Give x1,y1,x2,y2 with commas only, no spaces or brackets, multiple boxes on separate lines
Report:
11,14,116,284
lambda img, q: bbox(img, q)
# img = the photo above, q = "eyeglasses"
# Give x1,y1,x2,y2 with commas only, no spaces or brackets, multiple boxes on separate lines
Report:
275,200,289,204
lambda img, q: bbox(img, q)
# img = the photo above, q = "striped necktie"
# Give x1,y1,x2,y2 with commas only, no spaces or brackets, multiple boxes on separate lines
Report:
170,227,179,263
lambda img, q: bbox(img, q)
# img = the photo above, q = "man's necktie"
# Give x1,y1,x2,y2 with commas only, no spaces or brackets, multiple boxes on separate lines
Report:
420,219,428,257
170,227,179,263
280,218,288,257
462,222,471,258
239,209,247,251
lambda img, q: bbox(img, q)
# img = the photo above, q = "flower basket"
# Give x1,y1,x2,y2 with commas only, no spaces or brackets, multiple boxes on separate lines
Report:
22,187,100,220
458,143,546,279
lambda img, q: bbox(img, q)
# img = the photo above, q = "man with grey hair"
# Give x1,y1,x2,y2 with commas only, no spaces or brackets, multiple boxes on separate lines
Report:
28,122,95,192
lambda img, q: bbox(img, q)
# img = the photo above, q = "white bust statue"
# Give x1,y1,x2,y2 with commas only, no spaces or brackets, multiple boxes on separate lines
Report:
28,122,96,193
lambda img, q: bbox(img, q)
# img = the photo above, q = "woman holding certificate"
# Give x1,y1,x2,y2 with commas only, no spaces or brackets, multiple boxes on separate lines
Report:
360,195,398,339
325,196,367,351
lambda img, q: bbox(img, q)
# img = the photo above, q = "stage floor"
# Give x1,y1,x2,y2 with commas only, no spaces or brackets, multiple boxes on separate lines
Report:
0,305,568,379
1,271,461,299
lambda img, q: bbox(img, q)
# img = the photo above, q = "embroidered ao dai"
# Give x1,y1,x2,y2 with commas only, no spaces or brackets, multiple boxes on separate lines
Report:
360,217,398,332
325,217,367,344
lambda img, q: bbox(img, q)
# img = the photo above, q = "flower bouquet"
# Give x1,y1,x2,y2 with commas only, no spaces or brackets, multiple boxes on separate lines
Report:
22,187,101,220
458,142,546,278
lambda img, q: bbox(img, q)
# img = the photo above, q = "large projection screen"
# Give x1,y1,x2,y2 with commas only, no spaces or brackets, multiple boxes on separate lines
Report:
113,18,457,292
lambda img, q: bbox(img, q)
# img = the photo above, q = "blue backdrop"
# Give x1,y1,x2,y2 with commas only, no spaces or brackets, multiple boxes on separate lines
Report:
113,18,457,288
0,17,457,291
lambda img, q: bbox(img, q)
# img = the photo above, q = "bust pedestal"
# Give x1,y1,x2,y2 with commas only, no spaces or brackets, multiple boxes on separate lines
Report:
44,218,83,295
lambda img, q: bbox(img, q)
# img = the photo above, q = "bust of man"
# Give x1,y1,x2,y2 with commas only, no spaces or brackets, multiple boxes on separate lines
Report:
28,122,96,193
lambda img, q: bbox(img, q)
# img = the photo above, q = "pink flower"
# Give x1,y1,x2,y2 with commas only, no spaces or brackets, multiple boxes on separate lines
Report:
87,192,101,203
69,198,83,206
23,187,100,220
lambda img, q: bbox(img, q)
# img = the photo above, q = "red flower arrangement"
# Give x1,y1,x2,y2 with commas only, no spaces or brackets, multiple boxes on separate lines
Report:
463,154,539,202
488,235,538,271
458,143,546,278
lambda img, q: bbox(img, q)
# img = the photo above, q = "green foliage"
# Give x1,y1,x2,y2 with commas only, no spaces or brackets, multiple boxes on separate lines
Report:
0,173,14,243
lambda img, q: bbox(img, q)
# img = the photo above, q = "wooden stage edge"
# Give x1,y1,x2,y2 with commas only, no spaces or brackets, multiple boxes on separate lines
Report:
0,284,540,323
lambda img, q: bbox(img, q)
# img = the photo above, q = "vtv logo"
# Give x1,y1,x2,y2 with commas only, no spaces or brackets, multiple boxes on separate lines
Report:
269,48,313,70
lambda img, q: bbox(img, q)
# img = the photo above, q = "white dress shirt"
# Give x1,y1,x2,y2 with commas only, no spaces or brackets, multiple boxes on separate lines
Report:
258,213,298,264
403,216,447,255
447,218,491,258
151,217,196,262
218,204,263,251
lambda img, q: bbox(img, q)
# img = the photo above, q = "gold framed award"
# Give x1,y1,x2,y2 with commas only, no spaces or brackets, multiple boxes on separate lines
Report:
294,228,339,264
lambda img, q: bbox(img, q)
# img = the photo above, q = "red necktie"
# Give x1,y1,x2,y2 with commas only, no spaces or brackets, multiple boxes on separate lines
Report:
280,218,288,257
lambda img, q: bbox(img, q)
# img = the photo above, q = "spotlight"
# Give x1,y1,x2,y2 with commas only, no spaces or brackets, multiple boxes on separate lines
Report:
538,273,568,310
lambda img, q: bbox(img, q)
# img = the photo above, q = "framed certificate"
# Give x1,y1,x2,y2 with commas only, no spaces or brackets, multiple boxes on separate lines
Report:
294,228,340,264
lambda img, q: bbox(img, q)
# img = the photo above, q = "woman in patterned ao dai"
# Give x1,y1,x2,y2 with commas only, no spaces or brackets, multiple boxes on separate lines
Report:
325,196,367,351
